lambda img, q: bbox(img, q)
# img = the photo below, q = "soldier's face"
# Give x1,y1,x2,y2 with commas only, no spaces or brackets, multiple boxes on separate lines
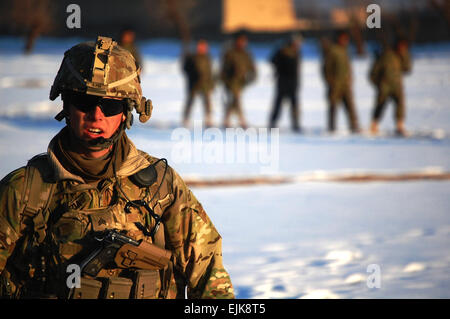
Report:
291,40,301,51
197,41,208,55
397,41,408,54
338,34,349,46
235,36,247,49
67,97,126,144
121,31,135,44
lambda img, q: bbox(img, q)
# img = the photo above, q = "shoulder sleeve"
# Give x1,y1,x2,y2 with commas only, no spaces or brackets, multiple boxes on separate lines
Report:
162,167,234,299
324,47,337,83
400,51,412,73
0,168,26,271
247,51,256,71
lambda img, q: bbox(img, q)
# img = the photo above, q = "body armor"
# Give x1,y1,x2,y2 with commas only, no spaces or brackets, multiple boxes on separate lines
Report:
2,152,173,299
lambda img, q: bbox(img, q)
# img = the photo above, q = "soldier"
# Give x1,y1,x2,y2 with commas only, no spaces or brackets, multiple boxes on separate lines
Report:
269,34,302,132
119,28,143,71
0,36,234,299
220,31,256,129
369,38,412,136
182,39,215,128
322,30,360,133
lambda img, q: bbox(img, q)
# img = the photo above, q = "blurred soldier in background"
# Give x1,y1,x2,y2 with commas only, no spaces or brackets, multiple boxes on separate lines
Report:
369,37,412,136
322,30,359,133
220,31,256,129
182,39,215,128
119,27,143,71
269,34,302,132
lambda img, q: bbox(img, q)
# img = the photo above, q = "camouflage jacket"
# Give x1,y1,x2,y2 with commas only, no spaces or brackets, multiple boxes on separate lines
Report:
220,47,256,91
369,48,411,88
270,45,300,89
323,43,352,87
183,53,214,93
0,135,234,299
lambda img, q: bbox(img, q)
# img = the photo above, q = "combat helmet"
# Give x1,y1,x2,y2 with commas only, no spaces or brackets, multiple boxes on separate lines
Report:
50,36,152,132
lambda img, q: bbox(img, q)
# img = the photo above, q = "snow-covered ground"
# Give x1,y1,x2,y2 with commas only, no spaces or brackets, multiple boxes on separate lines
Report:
0,37,449,298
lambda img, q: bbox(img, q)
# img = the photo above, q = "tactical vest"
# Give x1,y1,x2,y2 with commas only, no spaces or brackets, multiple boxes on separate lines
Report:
8,153,174,299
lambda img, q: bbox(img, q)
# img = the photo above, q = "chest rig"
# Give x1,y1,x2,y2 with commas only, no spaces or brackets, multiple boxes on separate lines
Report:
14,154,173,299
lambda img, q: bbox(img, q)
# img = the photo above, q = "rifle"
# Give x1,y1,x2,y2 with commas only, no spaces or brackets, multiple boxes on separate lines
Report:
79,229,172,277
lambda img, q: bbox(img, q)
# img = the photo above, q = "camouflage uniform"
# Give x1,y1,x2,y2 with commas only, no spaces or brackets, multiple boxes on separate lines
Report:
220,44,256,128
182,52,214,127
269,43,301,131
0,36,234,299
369,47,411,126
323,43,359,132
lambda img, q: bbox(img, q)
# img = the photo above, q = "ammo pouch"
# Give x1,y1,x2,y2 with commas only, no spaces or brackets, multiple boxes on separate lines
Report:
70,277,103,299
130,270,160,299
99,276,133,299
69,270,162,299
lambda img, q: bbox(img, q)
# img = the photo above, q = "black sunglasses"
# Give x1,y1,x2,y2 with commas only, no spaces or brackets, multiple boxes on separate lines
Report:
63,92,126,117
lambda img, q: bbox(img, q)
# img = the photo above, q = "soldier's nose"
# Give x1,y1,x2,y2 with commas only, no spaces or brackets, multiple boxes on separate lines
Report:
87,105,105,120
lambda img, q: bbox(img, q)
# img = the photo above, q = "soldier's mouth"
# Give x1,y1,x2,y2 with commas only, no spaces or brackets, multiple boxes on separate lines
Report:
84,127,105,137
88,128,103,134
